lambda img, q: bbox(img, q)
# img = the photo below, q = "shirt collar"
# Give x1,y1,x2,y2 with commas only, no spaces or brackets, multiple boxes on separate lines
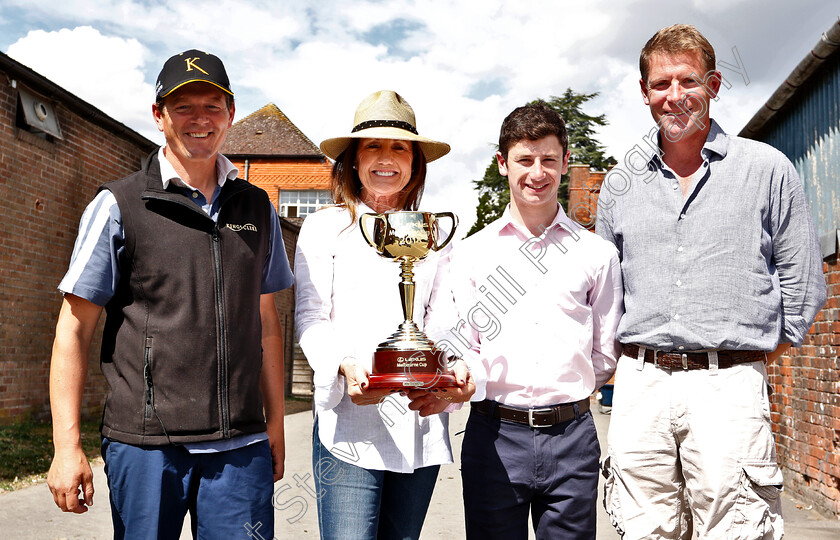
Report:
497,203,581,238
647,118,729,168
157,146,240,191
701,119,729,160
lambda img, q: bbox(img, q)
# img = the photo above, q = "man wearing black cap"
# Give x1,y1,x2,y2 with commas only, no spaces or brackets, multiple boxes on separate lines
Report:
47,50,292,538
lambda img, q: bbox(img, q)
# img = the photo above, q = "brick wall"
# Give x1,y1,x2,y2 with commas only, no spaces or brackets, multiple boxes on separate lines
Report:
567,163,605,229
769,254,840,517
228,158,332,211
0,71,154,423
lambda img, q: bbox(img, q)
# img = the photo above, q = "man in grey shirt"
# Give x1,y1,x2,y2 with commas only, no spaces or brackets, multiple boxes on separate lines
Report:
596,24,826,539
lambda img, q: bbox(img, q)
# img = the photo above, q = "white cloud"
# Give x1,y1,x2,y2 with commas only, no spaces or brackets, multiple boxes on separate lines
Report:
7,26,161,142
224,0,626,231
148,1,304,52
710,79,773,136
2,0,837,231
590,58,655,163
690,0,753,14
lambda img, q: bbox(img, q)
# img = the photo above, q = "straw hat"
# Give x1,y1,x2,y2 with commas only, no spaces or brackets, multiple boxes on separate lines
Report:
320,90,451,163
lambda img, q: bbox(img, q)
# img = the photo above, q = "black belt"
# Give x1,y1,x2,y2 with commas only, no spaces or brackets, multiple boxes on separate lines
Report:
623,344,765,370
471,399,589,428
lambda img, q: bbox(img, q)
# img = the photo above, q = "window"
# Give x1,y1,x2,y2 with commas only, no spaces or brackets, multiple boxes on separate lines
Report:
279,190,332,218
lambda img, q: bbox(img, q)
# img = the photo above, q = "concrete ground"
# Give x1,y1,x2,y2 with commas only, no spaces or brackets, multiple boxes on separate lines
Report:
3,401,839,539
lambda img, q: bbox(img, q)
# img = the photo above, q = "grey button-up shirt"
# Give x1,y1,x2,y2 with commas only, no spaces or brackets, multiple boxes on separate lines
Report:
596,120,826,351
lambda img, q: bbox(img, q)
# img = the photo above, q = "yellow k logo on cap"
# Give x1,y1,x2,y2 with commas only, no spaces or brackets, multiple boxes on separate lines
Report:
184,57,209,75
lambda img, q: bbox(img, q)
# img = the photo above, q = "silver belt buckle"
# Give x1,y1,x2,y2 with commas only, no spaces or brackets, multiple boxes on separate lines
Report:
528,407,554,428
682,353,688,370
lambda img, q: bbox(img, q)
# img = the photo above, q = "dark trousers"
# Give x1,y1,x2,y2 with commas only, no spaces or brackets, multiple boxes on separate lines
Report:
461,403,599,540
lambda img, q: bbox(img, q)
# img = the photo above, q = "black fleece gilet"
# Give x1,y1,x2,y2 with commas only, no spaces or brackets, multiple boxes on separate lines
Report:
99,151,271,445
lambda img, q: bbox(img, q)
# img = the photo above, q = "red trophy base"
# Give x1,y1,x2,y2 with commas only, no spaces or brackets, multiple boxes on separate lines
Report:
367,349,459,391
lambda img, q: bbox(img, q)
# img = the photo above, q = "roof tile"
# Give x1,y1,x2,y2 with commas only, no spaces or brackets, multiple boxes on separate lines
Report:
221,103,323,157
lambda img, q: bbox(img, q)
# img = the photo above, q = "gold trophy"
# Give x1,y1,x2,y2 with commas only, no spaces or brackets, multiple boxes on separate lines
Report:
360,211,459,390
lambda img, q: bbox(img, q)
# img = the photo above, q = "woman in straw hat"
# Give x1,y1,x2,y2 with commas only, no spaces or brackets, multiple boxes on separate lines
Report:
294,90,476,539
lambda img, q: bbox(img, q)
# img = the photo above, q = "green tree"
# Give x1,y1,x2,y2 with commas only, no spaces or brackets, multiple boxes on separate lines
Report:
467,89,617,236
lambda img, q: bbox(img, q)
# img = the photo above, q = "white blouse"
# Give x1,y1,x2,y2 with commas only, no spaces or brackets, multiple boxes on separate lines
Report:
294,204,456,472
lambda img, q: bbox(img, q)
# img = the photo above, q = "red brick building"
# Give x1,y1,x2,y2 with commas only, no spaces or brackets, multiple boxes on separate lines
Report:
567,163,606,229
0,51,156,422
222,104,334,396
221,103,332,218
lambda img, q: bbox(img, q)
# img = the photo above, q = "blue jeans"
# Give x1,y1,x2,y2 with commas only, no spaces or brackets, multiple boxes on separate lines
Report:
312,420,439,540
102,438,274,540
461,403,599,540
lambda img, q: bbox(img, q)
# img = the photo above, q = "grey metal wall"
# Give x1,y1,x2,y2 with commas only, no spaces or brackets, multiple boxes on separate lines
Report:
757,55,840,255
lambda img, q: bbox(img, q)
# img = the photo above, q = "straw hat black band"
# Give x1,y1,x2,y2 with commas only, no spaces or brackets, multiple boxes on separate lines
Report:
319,90,450,163
352,119,418,135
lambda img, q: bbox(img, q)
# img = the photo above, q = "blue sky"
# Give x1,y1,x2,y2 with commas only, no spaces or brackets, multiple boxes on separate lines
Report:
2,1,837,230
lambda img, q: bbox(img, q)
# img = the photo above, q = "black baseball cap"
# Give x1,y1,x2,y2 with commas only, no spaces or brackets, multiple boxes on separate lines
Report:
155,49,233,100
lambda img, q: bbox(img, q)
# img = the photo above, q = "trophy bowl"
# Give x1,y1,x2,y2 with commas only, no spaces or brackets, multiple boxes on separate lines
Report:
359,211,459,391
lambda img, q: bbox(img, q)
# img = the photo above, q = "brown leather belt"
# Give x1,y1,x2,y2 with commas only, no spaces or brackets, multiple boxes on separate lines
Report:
471,398,590,428
623,344,765,370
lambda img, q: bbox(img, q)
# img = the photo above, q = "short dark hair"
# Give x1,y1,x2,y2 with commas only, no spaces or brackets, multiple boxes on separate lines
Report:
498,101,568,160
640,24,716,84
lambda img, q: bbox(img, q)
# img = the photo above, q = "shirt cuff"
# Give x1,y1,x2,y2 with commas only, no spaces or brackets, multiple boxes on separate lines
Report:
313,373,345,412
782,314,808,347
299,325,346,411
58,283,112,307
443,401,464,414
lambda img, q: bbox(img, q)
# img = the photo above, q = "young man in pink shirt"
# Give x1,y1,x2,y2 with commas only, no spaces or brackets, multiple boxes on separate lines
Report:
449,101,623,539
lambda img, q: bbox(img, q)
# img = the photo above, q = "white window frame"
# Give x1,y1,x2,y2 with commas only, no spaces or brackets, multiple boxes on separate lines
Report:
279,190,331,218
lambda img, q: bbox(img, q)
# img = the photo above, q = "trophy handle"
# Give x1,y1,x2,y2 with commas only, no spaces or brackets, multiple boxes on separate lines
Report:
431,212,459,251
359,213,386,253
